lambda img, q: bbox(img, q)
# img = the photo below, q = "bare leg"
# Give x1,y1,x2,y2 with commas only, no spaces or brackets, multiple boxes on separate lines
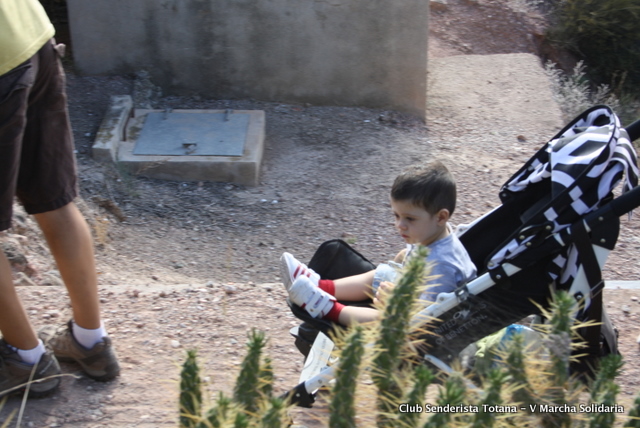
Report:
0,251,39,349
33,202,101,329
333,270,376,301
338,306,380,326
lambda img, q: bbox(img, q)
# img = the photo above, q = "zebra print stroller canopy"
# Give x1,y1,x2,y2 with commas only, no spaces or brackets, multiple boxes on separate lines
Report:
284,105,640,407
440,104,638,365
484,105,637,285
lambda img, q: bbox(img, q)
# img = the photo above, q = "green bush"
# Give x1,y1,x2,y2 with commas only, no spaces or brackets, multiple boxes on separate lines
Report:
545,0,640,95
544,61,619,121
543,60,640,132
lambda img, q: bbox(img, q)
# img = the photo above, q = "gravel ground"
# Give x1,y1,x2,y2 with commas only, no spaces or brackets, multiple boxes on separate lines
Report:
1,0,640,426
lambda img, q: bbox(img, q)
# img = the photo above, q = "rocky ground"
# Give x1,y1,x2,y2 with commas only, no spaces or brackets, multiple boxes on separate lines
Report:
1,0,640,426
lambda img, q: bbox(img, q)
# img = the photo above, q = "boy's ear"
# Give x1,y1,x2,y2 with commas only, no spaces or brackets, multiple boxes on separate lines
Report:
436,208,450,225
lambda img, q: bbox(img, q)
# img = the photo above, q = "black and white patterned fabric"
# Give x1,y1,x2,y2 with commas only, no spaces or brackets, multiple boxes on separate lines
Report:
488,106,638,285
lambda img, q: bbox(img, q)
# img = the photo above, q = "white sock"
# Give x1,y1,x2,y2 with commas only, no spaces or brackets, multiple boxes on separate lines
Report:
17,340,46,365
72,321,108,349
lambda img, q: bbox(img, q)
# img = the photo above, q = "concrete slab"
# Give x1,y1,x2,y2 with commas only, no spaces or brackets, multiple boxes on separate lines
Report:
92,95,133,163
132,111,249,156
92,95,265,186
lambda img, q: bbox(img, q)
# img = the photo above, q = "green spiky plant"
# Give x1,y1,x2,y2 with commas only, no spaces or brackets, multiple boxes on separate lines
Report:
329,325,365,428
589,353,624,403
185,328,283,428
505,332,537,413
372,245,428,426
231,412,250,428
179,249,640,428
584,354,623,428
233,329,267,414
258,357,274,399
423,373,468,428
198,393,232,428
180,349,202,428
258,396,287,428
625,395,640,428
589,379,619,428
471,369,508,428
540,291,575,428
397,364,435,428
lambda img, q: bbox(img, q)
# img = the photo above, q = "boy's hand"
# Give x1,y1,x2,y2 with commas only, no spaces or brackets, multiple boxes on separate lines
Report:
374,281,395,306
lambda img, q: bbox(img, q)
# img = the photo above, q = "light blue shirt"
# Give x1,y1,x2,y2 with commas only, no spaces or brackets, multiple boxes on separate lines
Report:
407,232,477,302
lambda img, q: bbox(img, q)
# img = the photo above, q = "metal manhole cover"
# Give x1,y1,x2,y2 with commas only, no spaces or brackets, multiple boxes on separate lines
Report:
133,111,249,156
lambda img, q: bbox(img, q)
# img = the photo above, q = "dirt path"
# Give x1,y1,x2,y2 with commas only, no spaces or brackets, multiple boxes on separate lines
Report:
2,0,640,426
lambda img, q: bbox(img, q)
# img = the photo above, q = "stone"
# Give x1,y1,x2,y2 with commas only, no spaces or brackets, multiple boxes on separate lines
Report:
14,272,37,286
430,0,448,12
42,271,64,286
1,240,28,271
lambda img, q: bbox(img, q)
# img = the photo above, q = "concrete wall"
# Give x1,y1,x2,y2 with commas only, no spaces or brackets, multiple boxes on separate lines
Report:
66,0,428,117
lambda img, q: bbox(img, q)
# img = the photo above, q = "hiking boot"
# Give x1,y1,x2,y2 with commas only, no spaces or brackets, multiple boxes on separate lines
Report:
39,321,120,381
280,252,320,292
0,339,61,398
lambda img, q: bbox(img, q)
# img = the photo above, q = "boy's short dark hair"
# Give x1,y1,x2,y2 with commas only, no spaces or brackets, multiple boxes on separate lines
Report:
390,161,457,215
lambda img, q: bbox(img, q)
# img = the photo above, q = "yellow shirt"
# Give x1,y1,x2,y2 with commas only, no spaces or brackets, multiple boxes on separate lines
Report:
0,0,55,75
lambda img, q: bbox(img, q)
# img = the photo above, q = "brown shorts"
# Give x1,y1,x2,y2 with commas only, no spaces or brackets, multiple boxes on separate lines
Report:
0,39,77,231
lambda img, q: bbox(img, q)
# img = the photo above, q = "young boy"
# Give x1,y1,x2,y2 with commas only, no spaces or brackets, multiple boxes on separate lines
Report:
280,161,476,326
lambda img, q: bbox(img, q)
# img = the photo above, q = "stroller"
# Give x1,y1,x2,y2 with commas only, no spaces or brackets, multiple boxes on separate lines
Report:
284,105,640,408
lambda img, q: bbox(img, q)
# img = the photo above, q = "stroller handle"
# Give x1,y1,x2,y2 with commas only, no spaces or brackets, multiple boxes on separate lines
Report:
625,118,640,142
609,184,640,218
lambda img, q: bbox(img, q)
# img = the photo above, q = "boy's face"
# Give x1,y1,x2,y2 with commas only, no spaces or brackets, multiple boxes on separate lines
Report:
390,198,449,246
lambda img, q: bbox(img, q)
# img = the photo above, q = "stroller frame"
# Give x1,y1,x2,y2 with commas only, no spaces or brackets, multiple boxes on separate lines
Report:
284,105,640,408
